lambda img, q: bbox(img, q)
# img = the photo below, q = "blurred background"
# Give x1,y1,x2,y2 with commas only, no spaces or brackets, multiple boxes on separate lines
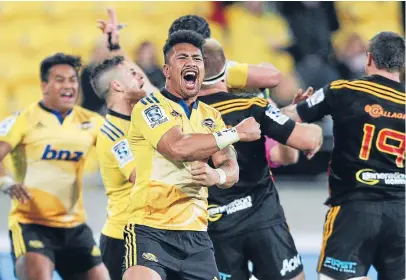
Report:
0,1,404,279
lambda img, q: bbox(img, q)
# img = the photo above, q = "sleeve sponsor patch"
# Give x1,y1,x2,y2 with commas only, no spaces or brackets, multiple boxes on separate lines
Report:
0,115,17,136
265,104,289,125
306,88,325,107
111,139,134,168
142,105,169,129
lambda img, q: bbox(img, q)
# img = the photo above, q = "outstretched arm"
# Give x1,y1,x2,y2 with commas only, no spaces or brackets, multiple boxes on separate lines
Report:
227,62,282,89
97,8,158,94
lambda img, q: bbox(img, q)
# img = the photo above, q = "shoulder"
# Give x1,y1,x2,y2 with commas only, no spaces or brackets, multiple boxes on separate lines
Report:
198,101,222,119
74,105,104,121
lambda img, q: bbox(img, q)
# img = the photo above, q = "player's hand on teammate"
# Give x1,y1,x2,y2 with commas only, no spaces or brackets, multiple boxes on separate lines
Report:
2,183,31,204
235,117,261,142
191,161,221,187
292,87,314,105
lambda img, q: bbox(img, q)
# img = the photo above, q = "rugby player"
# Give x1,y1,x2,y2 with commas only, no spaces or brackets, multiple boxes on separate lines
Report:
282,31,405,280
123,30,262,280
168,14,284,94
90,56,145,280
198,38,323,280
0,53,110,280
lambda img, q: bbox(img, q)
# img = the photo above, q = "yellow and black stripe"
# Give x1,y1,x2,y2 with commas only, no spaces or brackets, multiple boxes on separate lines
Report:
124,224,137,270
10,222,27,259
330,80,406,105
211,98,268,115
317,206,341,272
100,119,125,142
140,93,160,105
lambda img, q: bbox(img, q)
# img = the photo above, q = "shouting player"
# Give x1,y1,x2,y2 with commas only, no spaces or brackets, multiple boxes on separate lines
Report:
198,38,323,280
123,30,262,280
168,14,284,95
282,31,405,280
90,56,145,280
0,53,110,280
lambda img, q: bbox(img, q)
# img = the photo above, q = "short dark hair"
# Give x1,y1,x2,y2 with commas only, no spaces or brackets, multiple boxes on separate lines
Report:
168,15,211,39
40,53,82,82
369,32,405,72
163,30,205,63
90,56,125,99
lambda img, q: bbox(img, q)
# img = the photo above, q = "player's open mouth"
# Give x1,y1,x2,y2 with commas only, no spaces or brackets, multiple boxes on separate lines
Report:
61,91,74,101
182,70,198,90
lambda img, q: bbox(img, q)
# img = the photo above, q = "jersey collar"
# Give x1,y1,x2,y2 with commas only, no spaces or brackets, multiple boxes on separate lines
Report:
39,102,73,124
107,109,131,121
160,88,198,119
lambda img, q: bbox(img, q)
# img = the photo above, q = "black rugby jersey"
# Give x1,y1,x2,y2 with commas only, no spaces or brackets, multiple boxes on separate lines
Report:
199,92,296,238
297,75,405,205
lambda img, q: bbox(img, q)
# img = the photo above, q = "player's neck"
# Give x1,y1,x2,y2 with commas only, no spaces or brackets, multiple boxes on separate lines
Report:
41,100,71,118
107,101,132,117
368,69,401,83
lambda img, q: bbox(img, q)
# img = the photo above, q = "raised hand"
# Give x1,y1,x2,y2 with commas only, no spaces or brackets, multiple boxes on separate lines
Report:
292,87,314,105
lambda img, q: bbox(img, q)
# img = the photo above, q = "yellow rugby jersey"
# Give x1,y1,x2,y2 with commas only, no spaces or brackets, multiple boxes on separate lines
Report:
96,110,136,240
128,89,226,231
226,61,249,89
0,102,104,228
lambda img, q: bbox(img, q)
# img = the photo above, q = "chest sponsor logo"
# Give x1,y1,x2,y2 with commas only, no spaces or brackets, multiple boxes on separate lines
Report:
41,144,84,162
143,105,169,129
365,104,406,119
323,257,356,274
356,169,406,186
208,196,252,222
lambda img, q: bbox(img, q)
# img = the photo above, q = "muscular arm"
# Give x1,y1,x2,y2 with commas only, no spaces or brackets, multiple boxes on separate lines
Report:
270,144,299,166
211,146,239,189
245,63,283,89
286,123,323,158
157,126,222,162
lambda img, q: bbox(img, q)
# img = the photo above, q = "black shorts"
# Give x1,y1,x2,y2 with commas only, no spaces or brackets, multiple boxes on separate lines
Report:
100,234,125,280
211,222,303,280
9,222,102,278
318,201,405,280
123,224,219,280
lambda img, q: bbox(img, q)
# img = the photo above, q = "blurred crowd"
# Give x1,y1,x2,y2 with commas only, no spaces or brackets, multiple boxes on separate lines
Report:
0,1,404,177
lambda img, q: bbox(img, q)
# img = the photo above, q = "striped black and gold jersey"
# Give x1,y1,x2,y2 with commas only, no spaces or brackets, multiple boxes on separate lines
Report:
199,92,296,238
297,75,406,205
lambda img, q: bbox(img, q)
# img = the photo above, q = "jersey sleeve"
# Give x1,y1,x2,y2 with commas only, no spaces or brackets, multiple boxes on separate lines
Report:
130,100,178,149
226,61,249,89
254,102,296,145
213,110,227,133
0,113,27,149
296,84,333,122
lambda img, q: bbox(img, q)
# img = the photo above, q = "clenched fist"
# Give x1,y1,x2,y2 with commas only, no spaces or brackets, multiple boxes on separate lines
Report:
235,117,261,142
191,161,220,187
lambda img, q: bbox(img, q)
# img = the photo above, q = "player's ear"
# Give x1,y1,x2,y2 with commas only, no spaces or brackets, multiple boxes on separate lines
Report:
163,64,170,79
111,80,124,93
41,81,48,95
366,52,373,67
